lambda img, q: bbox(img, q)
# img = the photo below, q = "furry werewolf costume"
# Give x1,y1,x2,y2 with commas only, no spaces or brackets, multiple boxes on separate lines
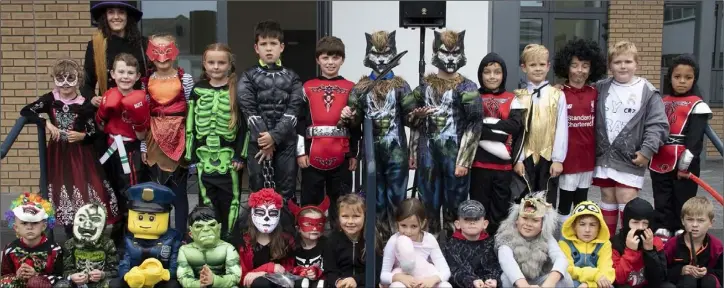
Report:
551,39,607,220
343,30,415,237
408,30,483,235
495,192,573,287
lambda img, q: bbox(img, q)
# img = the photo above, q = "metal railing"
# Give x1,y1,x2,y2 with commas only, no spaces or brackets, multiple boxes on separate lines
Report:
0,116,49,199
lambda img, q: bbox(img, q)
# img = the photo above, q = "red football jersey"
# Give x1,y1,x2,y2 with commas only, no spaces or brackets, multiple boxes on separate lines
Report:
562,84,597,174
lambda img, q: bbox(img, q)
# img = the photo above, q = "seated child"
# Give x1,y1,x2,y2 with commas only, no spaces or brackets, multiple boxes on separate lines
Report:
380,198,452,288
558,201,615,288
441,200,502,288
611,197,674,288
323,193,381,288
664,196,722,288
495,192,573,288
176,206,241,288
57,203,119,288
288,197,330,288
0,193,63,288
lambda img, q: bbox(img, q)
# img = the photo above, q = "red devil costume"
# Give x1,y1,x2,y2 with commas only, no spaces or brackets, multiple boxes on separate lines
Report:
650,54,712,238
140,39,194,237
288,196,330,288
297,76,357,229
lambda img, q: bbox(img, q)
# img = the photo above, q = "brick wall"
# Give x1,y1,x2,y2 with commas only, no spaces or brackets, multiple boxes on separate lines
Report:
710,108,724,158
608,0,664,88
1,1,94,193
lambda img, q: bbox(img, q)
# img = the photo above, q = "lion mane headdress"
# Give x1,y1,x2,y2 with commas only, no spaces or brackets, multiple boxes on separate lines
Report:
4,192,56,229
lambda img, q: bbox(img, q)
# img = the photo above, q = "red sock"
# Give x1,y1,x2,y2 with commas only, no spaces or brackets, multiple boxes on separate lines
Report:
600,202,618,237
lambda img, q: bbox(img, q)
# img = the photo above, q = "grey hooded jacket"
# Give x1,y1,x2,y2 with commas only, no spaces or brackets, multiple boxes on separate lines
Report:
594,77,669,176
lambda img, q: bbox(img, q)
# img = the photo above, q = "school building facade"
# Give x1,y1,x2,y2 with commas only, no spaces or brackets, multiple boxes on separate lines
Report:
1,0,722,193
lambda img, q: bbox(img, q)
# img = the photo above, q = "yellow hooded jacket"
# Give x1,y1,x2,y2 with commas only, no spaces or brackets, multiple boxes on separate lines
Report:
558,201,616,287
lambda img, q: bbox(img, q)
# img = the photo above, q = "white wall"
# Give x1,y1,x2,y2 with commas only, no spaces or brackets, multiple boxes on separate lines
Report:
332,1,491,188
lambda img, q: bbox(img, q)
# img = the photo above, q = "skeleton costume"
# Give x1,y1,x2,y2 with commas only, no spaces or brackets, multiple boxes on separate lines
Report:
344,30,415,235
176,207,241,288
495,192,573,287
20,71,119,230
407,30,483,235
650,54,712,237
186,79,248,240
288,197,330,288
297,75,357,230
236,189,295,287
237,58,305,201
56,203,118,288
1,193,63,288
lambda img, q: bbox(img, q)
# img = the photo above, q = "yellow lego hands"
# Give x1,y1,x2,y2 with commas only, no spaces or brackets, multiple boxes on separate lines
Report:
124,258,171,288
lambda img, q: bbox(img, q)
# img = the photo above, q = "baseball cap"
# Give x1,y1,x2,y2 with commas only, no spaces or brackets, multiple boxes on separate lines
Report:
458,200,486,220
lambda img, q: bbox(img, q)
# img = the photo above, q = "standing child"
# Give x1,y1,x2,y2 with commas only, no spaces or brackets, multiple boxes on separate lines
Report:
1,193,63,288
441,200,501,288
288,197,331,288
297,36,357,230
20,58,119,236
552,39,607,224
495,192,573,288
95,53,149,245
141,33,194,237
664,196,722,288
186,43,247,240
323,194,381,288
237,20,305,202
593,41,669,235
380,198,452,288
407,30,483,236
558,201,615,288
236,189,295,287
512,44,569,206
471,52,524,235
650,54,712,240
56,203,118,288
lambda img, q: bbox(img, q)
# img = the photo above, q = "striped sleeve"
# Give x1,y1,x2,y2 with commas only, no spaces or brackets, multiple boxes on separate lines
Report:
181,73,195,102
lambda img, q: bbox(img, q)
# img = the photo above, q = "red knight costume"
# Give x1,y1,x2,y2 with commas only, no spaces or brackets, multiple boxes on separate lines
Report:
650,54,712,238
296,76,357,229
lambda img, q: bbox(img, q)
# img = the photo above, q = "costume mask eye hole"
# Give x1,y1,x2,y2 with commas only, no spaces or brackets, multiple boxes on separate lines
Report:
268,209,280,217
253,208,265,216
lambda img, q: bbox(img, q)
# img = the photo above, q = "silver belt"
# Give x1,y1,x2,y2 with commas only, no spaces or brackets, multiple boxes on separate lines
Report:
306,126,349,138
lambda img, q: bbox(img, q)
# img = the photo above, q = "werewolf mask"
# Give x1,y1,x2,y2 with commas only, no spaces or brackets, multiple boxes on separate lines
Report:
432,30,467,73
364,31,398,75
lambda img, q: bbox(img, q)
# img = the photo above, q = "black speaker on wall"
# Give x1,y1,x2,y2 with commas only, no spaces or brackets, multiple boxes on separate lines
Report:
399,1,446,28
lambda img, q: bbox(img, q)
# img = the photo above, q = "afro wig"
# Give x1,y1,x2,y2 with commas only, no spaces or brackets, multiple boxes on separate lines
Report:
553,38,607,83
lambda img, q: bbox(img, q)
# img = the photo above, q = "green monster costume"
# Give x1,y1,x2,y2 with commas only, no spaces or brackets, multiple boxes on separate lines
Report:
186,80,248,239
176,206,242,288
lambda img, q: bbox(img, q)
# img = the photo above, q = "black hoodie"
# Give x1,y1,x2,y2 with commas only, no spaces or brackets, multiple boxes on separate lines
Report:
322,229,382,288
657,54,711,170
611,197,669,287
473,53,524,170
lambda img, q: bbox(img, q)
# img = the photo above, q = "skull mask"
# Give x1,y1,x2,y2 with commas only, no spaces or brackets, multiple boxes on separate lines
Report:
73,203,106,243
364,31,398,75
431,30,467,73
252,204,280,234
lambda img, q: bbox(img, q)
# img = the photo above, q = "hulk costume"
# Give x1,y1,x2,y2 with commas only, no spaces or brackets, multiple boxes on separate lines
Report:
176,207,241,288
186,79,248,239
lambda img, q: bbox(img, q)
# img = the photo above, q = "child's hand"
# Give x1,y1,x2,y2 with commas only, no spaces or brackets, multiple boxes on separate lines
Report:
682,265,697,275
305,269,316,280
243,272,265,287
454,165,469,177
642,228,654,250
142,152,148,165
418,276,440,288
473,279,485,288
340,107,353,120
336,277,357,288
514,162,526,177
631,151,649,167
232,160,244,171
577,283,589,288
409,157,416,170
297,155,310,168
88,269,104,282
484,279,497,288
348,158,358,171
550,162,563,177
91,96,102,107
694,266,708,278
596,275,613,288
258,132,274,150
677,170,691,179
66,131,86,143
71,272,88,284
46,121,61,141
625,228,641,250
273,264,285,273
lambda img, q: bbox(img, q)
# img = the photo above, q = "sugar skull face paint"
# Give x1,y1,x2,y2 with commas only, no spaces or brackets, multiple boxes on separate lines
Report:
146,40,179,63
54,73,79,88
252,204,280,234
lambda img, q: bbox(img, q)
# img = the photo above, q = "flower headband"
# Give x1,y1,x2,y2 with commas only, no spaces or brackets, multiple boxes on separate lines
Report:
4,192,56,229
248,188,283,209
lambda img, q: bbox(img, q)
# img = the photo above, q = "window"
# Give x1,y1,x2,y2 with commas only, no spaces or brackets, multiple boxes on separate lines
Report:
140,1,221,80
661,2,697,94
520,19,543,57
664,5,697,23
